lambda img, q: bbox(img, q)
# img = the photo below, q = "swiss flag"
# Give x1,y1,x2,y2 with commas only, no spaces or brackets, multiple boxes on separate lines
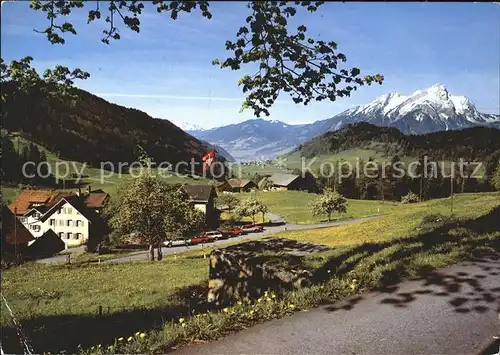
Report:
202,150,216,171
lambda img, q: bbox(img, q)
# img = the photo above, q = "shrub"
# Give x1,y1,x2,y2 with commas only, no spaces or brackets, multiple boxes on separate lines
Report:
401,191,419,204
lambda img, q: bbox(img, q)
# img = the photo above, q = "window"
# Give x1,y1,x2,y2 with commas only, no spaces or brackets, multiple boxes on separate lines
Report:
33,212,40,219
67,220,73,227
19,217,26,223
67,207,73,214
33,225,41,232
49,219,55,226
76,220,84,227
67,232,72,240
75,233,82,240
59,232,64,238
57,208,61,214
59,220,64,226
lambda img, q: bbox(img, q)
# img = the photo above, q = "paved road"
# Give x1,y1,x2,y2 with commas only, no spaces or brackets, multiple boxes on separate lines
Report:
105,214,381,263
35,213,381,264
175,253,500,355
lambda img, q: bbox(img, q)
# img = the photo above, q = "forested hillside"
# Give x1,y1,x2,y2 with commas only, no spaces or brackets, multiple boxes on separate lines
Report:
2,83,212,168
293,122,500,161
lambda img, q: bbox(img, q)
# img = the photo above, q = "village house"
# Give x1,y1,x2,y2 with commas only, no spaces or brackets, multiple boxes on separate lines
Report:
227,178,257,193
1,205,35,261
180,184,219,229
268,173,304,191
8,189,108,249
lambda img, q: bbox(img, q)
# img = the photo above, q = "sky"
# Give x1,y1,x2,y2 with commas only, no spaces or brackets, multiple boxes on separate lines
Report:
1,1,499,129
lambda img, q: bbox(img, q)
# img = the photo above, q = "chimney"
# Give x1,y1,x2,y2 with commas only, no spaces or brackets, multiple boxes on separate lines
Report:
87,185,91,194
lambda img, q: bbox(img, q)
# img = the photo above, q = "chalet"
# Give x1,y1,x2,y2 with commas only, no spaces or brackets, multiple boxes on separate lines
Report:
227,178,257,193
180,184,219,229
9,189,108,249
269,173,303,191
83,186,111,214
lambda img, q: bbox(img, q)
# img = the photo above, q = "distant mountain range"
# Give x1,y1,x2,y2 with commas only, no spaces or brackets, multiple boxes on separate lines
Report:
187,84,500,160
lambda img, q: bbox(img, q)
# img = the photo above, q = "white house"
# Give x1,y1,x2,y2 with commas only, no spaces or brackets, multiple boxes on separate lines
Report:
9,190,105,249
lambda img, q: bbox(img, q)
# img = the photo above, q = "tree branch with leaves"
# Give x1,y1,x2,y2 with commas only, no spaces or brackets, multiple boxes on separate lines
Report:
3,0,383,117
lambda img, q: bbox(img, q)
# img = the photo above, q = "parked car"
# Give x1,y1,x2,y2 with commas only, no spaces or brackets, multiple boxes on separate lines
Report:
203,231,224,241
218,226,245,237
241,224,264,233
163,239,191,248
190,235,211,245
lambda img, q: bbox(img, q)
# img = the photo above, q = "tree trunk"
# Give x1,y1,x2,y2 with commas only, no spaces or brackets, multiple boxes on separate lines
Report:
148,244,155,261
262,211,265,224
328,212,331,222
157,243,163,261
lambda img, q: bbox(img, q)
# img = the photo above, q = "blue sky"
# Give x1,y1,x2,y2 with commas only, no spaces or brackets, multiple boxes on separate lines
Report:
2,1,499,129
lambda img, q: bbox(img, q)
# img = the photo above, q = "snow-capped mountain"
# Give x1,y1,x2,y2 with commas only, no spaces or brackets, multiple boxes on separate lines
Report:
173,121,205,132
187,84,499,160
325,84,499,134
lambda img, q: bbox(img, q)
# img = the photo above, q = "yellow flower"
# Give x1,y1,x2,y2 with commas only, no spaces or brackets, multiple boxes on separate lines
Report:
257,297,262,303
179,317,185,323
266,297,271,302
223,308,229,313
264,291,269,297
135,332,140,336
118,337,124,342
237,301,243,305
181,323,186,328
249,310,254,315
289,304,295,309
271,294,276,299
127,336,133,342
139,333,146,339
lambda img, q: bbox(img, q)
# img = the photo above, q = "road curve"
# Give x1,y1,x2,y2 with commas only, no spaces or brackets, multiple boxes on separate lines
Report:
174,252,500,355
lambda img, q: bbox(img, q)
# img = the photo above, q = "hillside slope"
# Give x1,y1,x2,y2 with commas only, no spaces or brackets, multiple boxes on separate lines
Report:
2,85,212,168
291,122,500,161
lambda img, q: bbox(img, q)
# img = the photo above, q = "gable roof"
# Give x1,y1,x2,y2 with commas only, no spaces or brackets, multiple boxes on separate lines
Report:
181,184,216,203
2,206,35,245
39,195,103,225
84,192,110,209
269,173,300,187
227,179,255,189
9,190,73,215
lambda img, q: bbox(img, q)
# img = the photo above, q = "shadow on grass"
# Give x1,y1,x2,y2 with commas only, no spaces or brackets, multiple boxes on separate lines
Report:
319,206,500,315
2,207,499,354
1,282,214,354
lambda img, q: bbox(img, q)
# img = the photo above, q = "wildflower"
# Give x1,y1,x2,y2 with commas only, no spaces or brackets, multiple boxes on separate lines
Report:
271,294,276,299
264,291,269,297
237,301,243,305
223,308,229,313
266,297,271,302
257,297,262,303
135,332,140,336
181,323,186,328
249,310,254,315
118,337,124,342
179,317,185,323
139,333,146,339
97,344,102,348
289,304,296,309
128,336,133,342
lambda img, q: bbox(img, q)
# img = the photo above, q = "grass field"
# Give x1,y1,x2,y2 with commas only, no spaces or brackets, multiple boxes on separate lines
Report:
236,190,401,224
280,192,500,247
2,192,499,354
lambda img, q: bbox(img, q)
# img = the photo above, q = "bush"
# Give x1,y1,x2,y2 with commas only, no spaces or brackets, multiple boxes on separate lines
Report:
401,191,419,204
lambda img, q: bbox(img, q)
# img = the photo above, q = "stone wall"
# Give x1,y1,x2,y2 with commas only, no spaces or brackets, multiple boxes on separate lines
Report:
207,248,313,305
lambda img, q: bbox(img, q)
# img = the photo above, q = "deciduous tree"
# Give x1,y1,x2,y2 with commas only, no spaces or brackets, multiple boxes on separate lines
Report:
1,1,383,117
309,188,347,221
